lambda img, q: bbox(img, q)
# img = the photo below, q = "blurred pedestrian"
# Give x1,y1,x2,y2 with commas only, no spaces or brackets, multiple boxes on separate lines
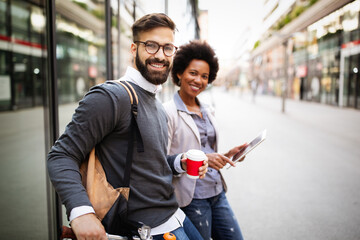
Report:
251,79,257,102
47,13,206,240
164,40,247,240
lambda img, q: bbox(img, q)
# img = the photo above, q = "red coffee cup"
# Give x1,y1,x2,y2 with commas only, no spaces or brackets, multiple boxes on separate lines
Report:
185,149,206,179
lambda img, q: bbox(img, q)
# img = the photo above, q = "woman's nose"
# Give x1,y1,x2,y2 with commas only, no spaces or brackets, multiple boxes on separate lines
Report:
194,75,201,82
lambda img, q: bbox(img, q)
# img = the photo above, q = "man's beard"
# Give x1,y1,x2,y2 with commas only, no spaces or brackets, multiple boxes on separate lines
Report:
135,51,171,85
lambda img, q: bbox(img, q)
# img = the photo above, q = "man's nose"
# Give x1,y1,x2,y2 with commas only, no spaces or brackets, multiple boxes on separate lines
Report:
154,47,166,59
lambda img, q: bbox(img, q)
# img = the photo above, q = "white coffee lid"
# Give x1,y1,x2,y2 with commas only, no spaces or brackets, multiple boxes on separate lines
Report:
186,149,206,161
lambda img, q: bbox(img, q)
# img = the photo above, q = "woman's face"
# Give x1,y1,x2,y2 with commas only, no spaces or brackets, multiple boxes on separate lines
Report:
178,59,210,99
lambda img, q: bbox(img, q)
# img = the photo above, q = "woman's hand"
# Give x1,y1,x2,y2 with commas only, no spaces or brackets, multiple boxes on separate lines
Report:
224,143,248,159
206,143,249,170
181,154,208,179
198,159,208,179
206,153,235,170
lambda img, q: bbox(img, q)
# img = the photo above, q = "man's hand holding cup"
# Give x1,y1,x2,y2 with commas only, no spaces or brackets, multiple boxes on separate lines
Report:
181,149,208,179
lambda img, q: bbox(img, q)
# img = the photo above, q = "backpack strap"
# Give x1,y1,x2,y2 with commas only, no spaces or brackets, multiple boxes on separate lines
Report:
114,80,144,186
116,80,144,153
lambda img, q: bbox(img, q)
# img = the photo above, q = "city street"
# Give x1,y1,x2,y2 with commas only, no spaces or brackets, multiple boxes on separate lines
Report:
201,87,360,240
1,1,359,239
1,86,359,239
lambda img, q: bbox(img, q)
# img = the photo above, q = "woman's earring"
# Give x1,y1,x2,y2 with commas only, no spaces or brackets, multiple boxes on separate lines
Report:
178,78,181,86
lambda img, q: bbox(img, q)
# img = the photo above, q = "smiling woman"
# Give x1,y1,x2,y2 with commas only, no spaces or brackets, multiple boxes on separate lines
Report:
178,59,210,114
163,40,248,240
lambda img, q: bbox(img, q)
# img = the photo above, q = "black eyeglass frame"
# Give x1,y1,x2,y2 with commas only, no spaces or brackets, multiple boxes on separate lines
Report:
134,40,178,57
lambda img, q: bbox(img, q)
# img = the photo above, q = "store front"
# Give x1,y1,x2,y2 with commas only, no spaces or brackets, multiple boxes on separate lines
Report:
250,0,360,110
339,40,360,109
0,0,47,111
294,0,359,108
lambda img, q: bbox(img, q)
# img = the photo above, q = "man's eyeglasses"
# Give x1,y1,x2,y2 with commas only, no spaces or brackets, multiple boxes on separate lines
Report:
134,40,178,57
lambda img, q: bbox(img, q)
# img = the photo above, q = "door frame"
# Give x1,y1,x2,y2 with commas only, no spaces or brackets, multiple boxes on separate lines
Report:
339,40,360,107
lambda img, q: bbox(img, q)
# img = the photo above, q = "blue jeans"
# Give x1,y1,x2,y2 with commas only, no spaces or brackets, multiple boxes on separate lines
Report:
152,216,203,240
181,191,244,240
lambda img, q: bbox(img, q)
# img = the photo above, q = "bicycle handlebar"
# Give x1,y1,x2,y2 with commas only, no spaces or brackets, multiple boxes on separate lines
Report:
60,226,76,239
61,226,130,239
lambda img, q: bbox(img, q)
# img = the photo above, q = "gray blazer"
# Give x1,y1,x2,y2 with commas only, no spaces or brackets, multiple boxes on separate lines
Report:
163,98,227,207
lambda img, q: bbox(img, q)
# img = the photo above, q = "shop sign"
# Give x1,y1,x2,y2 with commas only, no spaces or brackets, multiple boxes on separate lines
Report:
296,65,307,77
341,40,360,49
88,66,97,78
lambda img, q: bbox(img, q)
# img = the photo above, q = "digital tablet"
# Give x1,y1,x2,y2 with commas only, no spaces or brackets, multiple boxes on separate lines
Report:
228,129,267,168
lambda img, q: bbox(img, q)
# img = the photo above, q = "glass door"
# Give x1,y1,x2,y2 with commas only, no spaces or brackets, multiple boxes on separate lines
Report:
346,53,360,109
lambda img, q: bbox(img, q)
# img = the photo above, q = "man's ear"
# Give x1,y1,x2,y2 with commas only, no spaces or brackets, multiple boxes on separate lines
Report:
131,43,137,57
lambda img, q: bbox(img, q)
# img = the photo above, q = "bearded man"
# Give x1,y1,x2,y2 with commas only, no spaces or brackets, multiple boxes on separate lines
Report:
47,13,207,240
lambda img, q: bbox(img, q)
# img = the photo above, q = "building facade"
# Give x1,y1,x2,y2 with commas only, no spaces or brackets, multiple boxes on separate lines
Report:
0,0,199,239
250,0,360,109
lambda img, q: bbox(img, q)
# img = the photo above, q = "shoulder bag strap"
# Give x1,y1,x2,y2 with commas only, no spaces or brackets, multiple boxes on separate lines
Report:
115,80,144,186
119,81,144,153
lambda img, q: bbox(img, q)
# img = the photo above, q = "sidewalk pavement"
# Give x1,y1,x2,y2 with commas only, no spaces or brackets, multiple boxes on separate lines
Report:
200,87,360,240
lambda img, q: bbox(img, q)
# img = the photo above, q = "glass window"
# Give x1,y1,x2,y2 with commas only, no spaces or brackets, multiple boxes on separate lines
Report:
0,51,10,110
55,0,107,226
30,6,46,46
0,0,6,36
11,1,30,41
0,0,49,239
56,0,107,105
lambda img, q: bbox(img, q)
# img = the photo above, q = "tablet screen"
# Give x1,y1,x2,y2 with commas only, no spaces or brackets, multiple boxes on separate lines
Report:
231,129,267,164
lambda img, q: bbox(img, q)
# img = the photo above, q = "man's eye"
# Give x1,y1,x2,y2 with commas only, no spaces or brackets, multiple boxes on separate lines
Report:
164,45,173,51
147,43,158,49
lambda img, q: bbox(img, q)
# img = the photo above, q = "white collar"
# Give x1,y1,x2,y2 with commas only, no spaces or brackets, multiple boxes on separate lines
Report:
124,66,162,94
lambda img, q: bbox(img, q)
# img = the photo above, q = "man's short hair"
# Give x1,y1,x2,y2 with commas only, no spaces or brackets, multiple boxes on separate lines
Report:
132,13,176,42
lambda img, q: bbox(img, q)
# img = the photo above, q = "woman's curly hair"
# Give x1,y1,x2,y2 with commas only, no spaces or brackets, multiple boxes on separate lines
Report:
171,40,219,86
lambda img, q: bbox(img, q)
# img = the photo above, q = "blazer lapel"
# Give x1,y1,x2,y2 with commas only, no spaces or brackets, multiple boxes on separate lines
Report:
178,111,201,145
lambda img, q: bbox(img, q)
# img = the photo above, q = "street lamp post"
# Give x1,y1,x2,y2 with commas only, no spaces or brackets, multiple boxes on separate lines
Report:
282,40,288,113
273,31,298,113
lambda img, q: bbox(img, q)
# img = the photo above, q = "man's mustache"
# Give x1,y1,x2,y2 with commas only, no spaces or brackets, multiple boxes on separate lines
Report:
146,58,170,67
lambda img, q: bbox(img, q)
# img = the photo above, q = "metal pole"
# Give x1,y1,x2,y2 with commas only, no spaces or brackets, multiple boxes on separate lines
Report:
117,0,121,78
165,0,168,14
133,0,136,21
106,0,113,80
45,0,62,239
282,40,288,113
